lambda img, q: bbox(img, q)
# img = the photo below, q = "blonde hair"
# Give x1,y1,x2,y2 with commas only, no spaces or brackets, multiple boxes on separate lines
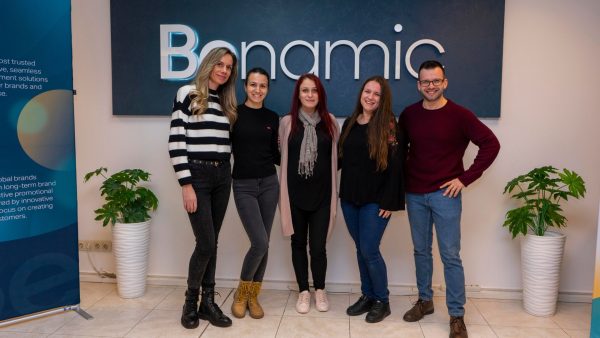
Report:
189,47,238,125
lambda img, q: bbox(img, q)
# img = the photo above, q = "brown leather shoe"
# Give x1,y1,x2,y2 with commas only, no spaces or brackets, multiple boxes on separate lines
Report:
402,299,434,322
449,316,468,338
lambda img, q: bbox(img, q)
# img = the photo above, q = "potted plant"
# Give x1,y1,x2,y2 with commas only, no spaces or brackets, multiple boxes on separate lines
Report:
84,167,158,299
503,166,586,316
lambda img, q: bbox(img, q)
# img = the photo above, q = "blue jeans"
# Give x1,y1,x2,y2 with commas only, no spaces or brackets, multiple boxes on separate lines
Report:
406,190,465,317
341,200,390,303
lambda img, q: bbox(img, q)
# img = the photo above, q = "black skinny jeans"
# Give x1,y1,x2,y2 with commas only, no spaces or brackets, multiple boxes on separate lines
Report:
186,161,231,290
290,203,329,291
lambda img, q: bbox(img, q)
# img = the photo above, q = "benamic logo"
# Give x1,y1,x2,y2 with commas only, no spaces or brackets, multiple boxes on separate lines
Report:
159,24,445,81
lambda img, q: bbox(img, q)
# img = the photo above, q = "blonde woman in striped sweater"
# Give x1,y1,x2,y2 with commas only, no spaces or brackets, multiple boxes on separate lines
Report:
168,47,237,329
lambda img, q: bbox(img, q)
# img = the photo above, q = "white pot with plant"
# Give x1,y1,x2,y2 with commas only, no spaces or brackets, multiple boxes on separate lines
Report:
85,167,158,299
503,166,586,316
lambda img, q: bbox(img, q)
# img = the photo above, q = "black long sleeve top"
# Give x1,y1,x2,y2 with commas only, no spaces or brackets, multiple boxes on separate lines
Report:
339,119,405,211
231,104,280,179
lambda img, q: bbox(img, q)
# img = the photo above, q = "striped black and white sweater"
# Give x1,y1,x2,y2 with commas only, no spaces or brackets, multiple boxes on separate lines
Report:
168,85,231,186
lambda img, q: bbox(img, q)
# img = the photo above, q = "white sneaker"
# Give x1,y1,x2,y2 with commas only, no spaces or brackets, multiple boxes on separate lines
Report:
296,290,311,314
315,289,329,312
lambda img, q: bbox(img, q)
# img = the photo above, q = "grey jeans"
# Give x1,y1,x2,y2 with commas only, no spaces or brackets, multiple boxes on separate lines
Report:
233,174,279,281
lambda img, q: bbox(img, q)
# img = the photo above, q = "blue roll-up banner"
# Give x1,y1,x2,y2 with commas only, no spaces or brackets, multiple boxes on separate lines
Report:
0,0,79,322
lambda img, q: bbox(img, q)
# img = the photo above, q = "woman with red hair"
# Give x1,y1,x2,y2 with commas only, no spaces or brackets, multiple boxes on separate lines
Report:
278,74,339,314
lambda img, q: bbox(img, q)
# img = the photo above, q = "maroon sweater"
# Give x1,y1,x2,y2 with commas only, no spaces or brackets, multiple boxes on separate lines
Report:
399,99,500,194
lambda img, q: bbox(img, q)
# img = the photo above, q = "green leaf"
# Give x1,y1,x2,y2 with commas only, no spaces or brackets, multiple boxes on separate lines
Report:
559,169,586,198
503,206,535,238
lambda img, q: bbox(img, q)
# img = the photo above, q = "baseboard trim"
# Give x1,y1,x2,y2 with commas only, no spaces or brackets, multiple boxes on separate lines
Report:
79,272,591,303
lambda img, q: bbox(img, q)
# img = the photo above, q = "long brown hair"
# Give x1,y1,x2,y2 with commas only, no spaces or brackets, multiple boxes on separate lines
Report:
339,76,396,171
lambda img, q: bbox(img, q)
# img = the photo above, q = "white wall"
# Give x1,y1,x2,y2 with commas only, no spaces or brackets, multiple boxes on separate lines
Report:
72,0,600,295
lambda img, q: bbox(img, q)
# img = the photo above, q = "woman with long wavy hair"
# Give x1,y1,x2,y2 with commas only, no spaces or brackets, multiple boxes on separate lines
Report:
168,47,237,329
279,73,339,314
338,76,405,323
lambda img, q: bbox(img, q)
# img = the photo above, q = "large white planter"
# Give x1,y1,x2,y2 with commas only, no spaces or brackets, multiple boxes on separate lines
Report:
521,231,566,316
112,220,151,299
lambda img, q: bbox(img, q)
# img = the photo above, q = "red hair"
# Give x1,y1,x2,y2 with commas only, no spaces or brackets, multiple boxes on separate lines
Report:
289,74,335,138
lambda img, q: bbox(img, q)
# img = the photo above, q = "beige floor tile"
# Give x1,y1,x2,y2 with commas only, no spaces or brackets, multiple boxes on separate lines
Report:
463,324,499,338
386,295,417,322
201,315,281,338
0,312,76,334
474,299,559,328
421,323,496,338
125,309,207,337
221,289,291,317
563,329,591,338
213,288,234,307
155,287,187,311
54,307,150,337
550,302,591,330
49,335,103,338
91,285,175,310
470,298,520,304
350,318,423,338
415,322,447,338
276,316,349,338
491,325,569,337
283,292,349,318
0,333,49,337
79,282,116,309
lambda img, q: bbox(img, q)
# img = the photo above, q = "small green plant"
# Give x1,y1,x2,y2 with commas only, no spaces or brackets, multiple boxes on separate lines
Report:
503,166,586,238
84,167,158,226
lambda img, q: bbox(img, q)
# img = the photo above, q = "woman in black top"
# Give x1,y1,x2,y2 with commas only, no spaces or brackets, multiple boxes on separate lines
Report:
230,68,279,319
278,74,339,314
339,76,404,323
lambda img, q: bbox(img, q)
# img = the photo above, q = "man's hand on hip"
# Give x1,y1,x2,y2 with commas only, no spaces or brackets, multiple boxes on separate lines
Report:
440,178,464,198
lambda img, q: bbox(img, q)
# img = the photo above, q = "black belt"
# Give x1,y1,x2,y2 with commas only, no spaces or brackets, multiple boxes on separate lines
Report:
189,159,227,167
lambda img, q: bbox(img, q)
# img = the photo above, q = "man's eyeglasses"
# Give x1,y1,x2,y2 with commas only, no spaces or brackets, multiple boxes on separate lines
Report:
418,79,445,87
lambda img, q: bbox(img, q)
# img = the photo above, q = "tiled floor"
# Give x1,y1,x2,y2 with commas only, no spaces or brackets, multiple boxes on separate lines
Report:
0,282,591,337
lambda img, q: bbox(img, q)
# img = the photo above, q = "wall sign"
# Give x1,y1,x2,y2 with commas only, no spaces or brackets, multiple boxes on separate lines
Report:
111,0,504,117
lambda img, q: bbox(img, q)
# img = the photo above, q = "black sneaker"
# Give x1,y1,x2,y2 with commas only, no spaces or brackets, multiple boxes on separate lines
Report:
347,295,374,316
365,300,391,323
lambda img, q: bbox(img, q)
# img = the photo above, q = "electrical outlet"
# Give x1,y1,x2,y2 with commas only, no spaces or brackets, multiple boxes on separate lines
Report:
78,240,112,252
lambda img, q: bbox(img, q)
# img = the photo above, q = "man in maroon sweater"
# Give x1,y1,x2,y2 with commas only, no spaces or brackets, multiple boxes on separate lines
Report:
399,60,500,338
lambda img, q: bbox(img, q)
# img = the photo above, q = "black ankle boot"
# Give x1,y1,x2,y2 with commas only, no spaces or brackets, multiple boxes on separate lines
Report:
181,288,200,329
365,300,391,323
198,287,232,327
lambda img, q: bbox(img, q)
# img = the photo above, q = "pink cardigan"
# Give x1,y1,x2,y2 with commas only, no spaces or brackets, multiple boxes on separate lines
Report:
278,114,339,240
